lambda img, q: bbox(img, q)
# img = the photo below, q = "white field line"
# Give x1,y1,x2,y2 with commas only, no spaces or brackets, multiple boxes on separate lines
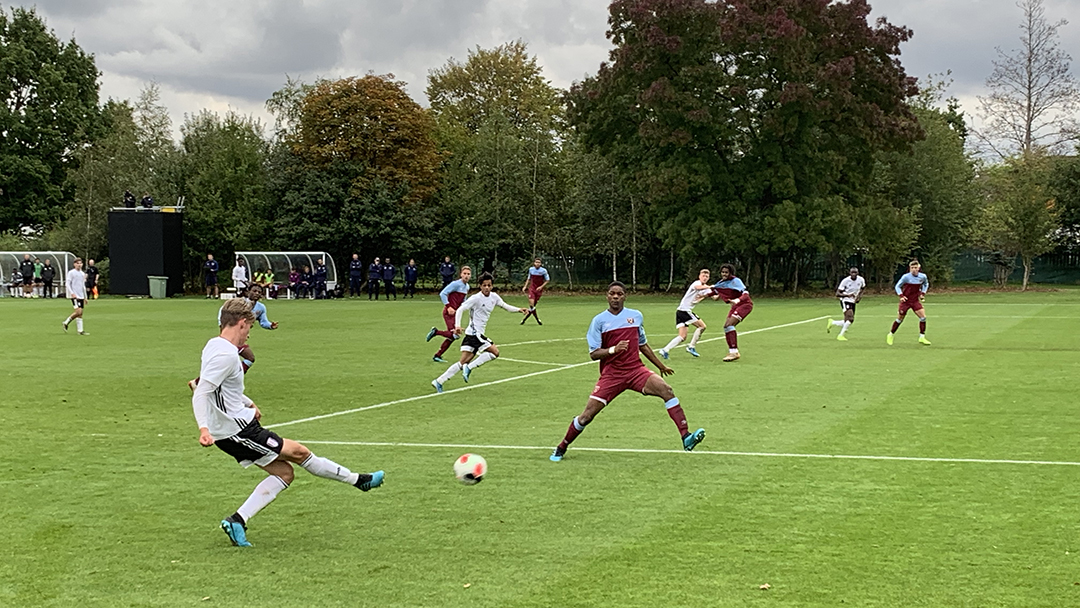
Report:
269,315,825,430
298,440,1080,467
696,315,827,345
499,337,584,347
498,357,569,367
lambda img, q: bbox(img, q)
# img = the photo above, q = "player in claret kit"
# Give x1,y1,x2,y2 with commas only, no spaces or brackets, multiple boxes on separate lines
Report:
520,257,550,325
658,268,713,358
548,281,705,462
888,259,931,346
711,264,752,361
426,266,471,363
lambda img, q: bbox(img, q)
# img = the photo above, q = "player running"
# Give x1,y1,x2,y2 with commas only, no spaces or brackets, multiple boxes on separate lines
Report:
62,258,89,335
426,266,471,363
888,260,931,346
431,272,526,392
549,281,705,462
711,264,752,361
827,267,865,341
188,285,277,391
658,268,712,358
520,257,550,325
193,298,383,548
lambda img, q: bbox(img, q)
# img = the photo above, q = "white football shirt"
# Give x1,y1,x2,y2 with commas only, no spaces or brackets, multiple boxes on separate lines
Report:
455,291,521,336
837,276,866,303
66,269,86,299
192,336,255,440
677,281,713,312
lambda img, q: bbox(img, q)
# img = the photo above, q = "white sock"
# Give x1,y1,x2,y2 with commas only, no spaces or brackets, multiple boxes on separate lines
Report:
300,453,360,485
64,315,73,326
839,321,851,336
76,318,84,332
729,348,738,354
689,327,704,348
663,335,684,352
832,320,844,327
468,352,496,370
437,362,463,384
236,475,289,523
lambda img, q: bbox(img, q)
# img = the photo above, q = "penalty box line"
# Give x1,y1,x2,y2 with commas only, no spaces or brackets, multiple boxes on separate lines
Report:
298,440,1080,468
269,315,826,430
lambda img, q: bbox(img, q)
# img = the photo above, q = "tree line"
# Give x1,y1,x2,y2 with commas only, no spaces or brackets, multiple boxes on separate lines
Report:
2,1,1079,293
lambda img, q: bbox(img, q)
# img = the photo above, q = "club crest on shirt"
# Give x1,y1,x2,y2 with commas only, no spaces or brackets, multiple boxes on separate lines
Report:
267,437,279,448
626,318,634,324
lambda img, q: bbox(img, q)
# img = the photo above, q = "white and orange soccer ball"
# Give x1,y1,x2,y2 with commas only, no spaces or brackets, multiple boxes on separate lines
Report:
453,453,487,485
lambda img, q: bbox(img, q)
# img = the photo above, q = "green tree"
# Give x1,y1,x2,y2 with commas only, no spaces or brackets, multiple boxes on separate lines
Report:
0,6,100,231
178,110,271,283
567,0,921,291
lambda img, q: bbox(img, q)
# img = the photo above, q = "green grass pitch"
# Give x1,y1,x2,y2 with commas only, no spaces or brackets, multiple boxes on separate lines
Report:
3,289,1080,607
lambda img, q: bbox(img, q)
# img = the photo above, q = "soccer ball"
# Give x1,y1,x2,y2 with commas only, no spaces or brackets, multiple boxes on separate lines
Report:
453,453,487,485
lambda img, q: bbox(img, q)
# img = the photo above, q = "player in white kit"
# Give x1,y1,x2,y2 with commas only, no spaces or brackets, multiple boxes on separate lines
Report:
658,269,713,358
63,258,89,335
827,267,866,341
431,272,527,392
194,298,384,548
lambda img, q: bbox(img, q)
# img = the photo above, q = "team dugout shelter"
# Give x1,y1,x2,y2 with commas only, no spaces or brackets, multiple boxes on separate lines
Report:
234,252,338,292
0,251,78,296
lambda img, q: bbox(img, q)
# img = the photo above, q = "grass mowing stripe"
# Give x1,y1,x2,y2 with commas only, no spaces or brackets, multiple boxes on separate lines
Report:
298,440,1080,467
269,315,827,430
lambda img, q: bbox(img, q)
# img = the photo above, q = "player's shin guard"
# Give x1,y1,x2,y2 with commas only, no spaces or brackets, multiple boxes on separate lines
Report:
689,327,705,348
236,475,289,523
434,339,453,358
468,351,496,369
665,398,689,436
891,320,901,333
557,415,589,451
434,329,454,339
839,321,851,336
436,362,462,384
919,318,926,334
724,326,738,351
300,453,361,485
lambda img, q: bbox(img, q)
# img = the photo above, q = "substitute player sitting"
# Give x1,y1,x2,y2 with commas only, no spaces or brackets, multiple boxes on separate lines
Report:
520,257,550,326
193,298,384,548
431,272,527,392
658,268,712,358
711,263,753,361
828,267,865,341
549,281,705,462
888,259,931,346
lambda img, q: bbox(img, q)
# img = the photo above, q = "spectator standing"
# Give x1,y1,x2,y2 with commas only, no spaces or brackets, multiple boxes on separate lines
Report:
19,254,34,297
382,257,397,300
140,192,154,208
204,254,220,299
123,190,137,208
439,256,455,287
404,259,419,298
367,257,382,300
33,257,43,297
314,258,328,299
232,257,249,293
349,253,364,297
41,260,55,298
85,259,100,299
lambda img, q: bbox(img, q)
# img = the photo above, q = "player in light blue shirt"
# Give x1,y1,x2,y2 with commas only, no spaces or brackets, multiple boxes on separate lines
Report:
520,258,551,325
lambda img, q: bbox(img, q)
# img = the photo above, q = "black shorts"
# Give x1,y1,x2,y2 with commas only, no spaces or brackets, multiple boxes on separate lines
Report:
215,420,284,468
205,274,218,286
461,333,493,353
841,301,857,312
675,310,700,327
71,298,85,309
22,276,33,286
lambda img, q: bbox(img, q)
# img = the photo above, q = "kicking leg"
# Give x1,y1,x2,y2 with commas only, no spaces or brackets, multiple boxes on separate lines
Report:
278,439,383,490
642,375,704,450
551,397,607,461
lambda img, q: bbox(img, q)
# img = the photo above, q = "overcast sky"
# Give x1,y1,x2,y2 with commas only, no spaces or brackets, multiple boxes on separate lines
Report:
23,0,1080,138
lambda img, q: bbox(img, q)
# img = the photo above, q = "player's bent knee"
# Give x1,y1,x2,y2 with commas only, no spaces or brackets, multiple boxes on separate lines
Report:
279,439,310,462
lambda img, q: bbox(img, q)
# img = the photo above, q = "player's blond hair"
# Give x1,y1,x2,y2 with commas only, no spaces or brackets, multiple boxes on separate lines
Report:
219,297,255,329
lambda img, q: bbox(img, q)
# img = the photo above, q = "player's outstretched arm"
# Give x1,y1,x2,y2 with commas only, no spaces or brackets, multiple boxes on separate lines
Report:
640,343,674,376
